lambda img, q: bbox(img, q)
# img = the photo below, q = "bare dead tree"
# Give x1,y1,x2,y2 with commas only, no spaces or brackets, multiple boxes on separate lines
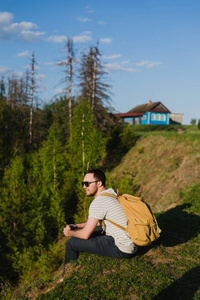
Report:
0,77,6,100
78,43,113,128
91,43,99,112
57,37,75,137
29,53,35,146
81,114,85,173
24,70,30,106
7,76,18,107
6,71,30,108
79,51,91,102
18,78,24,107
78,47,93,105
68,38,73,133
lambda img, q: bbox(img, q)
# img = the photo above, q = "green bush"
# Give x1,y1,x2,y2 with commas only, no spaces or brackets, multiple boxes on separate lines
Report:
103,124,138,170
190,119,197,126
133,124,184,132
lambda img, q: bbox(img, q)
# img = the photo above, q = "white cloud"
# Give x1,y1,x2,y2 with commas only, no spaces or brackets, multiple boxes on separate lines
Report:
0,65,10,73
20,30,45,42
36,86,46,92
36,74,46,80
82,31,92,35
10,21,38,32
0,11,38,40
136,60,162,68
47,32,92,44
105,63,139,73
36,74,46,89
23,64,31,69
0,12,13,24
103,54,121,60
83,5,94,14
0,11,94,46
23,64,39,70
72,33,92,43
54,87,68,94
16,71,24,77
16,50,30,57
100,37,112,45
76,17,93,22
56,60,68,66
39,61,55,66
121,60,131,66
98,21,107,25
47,35,67,43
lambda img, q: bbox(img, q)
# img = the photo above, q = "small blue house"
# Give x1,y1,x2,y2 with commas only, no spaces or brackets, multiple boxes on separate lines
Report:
115,100,172,125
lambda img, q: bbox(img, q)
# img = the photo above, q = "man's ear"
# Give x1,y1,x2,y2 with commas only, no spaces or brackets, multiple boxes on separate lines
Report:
97,181,102,188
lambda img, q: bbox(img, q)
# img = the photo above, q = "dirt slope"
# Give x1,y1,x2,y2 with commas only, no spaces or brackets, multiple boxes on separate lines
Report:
111,134,200,212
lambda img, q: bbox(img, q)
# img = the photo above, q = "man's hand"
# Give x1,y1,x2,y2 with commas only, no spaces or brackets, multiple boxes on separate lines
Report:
63,218,99,240
69,224,77,230
63,223,83,237
63,225,72,237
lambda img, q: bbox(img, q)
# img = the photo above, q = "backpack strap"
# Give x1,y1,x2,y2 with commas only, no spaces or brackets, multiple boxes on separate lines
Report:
100,192,127,232
100,192,118,198
104,219,126,231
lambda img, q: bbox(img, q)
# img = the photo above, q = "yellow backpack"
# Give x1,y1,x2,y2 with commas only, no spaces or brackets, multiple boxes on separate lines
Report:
101,192,161,246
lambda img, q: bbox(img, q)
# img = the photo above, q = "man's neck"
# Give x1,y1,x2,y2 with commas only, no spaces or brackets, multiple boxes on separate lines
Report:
94,186,106,198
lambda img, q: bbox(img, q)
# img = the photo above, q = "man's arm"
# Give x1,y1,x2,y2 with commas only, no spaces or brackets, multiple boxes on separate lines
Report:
68,220,101,230
69,222,86,230
63,218,99,240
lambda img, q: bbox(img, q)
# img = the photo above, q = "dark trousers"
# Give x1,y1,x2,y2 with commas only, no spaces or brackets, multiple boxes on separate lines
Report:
64,227,133,266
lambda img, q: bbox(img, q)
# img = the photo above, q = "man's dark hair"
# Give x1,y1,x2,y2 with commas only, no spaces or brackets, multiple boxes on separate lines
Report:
86,169,106,187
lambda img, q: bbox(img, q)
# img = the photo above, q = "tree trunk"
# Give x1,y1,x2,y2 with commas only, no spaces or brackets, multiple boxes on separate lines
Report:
68,40,72,137
92,46,97,112
82,114,85,174
29,53,34,146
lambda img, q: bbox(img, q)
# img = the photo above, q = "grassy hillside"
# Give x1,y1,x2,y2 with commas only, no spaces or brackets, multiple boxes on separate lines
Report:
2,126,200,300
110,126,200,212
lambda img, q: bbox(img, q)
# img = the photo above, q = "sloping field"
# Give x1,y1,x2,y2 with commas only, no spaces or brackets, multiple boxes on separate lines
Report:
111,132,200,212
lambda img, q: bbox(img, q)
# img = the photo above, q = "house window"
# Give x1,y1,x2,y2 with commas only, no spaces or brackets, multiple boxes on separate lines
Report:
157,114,161,121
135,117,139,125
162,114,166,121
123,117,132,125
142,115,147,120
151,114,156,120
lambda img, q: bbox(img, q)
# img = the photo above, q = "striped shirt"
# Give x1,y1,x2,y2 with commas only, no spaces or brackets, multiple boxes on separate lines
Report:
88,188,138,254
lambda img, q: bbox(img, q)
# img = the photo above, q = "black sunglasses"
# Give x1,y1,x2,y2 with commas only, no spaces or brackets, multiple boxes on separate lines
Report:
82,181,99,187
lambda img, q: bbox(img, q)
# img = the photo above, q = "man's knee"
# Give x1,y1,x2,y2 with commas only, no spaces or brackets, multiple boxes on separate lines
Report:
66,237,78,250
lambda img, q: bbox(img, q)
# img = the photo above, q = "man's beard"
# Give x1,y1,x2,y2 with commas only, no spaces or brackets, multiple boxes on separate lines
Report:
87,188,98,197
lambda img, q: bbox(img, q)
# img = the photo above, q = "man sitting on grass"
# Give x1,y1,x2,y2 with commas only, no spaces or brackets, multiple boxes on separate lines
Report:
62,169,138,279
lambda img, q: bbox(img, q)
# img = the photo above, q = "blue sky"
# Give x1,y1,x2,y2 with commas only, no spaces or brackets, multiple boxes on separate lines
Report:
1,0,200,125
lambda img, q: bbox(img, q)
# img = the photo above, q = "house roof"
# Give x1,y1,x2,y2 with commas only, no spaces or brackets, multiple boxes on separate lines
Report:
115,112,143,118
128,100,171,114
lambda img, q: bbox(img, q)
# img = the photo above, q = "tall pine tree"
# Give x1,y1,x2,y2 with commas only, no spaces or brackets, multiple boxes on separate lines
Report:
68,101,105,222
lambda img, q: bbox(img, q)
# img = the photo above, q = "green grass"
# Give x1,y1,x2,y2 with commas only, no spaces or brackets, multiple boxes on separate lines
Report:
133,125,200,144
34,182,200,300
